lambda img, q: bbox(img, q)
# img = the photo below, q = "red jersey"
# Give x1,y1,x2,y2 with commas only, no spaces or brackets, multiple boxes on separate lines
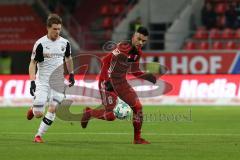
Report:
99,42,144,83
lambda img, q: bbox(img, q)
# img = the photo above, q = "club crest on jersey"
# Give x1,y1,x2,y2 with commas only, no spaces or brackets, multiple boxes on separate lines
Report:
61,45,65,52
112,48,120,56
128,54,138,62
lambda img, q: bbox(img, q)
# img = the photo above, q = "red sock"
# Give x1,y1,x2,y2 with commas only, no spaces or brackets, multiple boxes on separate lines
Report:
132,100,143,140
90,109,105,120
91,109,116,121
104,111,116,121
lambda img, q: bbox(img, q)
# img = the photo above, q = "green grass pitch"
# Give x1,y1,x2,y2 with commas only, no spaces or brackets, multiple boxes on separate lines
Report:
1,106,240,160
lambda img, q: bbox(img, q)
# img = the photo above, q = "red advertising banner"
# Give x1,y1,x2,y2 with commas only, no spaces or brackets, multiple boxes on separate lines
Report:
0,75,240,106
163,74,240,97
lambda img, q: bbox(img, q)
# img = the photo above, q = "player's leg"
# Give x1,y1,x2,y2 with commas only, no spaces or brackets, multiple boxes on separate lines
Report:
34,90,64,142
88,103,116,120
115,84,150,144
27,105,45,120
81,92,117,128
81,81,117,128
33,105,46,143
27,84,48,120
28,85,48,142
26,107,34,120
131,100,149,144
90,80,117,120
34,102,57,142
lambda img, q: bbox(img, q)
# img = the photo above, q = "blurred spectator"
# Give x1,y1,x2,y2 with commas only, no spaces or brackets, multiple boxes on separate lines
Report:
45,0,77,14
46,0,59,12
60,0,77,13
235,2,240,27
201,2,217,29
0,52,11,74
216,15,226,29
225,2,238,29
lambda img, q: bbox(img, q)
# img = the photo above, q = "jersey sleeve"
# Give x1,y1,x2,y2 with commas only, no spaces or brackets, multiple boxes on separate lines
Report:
64,41,71,57
130,48,145,77
113,42,144,77
116,41,132,55
31,43,44,62
130,61,144,77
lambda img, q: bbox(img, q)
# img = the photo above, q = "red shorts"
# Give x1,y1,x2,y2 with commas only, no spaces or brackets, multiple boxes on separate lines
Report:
113,82,139,107
99,80,117,111
99,79,139,109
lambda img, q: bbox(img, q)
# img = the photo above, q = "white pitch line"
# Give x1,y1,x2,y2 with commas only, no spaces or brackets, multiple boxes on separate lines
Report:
1,132,240,136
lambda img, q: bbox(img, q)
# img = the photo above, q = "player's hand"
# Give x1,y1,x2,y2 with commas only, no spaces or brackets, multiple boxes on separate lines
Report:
139,73,156,84
69,73,75,87
105,81,114,91
30,81,36,96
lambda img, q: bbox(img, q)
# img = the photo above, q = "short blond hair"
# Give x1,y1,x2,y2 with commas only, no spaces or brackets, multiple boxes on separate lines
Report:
47,13,62,27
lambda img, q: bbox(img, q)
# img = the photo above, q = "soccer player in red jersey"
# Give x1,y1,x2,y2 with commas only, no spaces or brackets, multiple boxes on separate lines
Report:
81,27,156,144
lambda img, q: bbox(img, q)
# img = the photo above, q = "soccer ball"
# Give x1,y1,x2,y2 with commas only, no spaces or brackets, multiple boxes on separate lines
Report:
113,98,132,120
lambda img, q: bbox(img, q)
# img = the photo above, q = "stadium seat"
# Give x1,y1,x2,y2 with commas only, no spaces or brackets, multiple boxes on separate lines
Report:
212,41,224,50
236,43,240,49
113,4,124,15
199,41,209,50
209,28,220,39
102,17,113,29
215,3,227,14
234,29,240,39
184,41,197,50
100,5,112,16
194,27,208,39
225,41,236,50
221,28,234,39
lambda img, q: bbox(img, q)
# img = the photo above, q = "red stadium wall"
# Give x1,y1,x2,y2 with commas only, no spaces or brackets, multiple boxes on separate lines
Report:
0,75,240,106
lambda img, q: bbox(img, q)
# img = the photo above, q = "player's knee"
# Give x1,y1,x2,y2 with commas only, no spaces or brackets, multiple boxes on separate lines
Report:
48,99,61,113
104,112,116,121
48,106,57,113
33,111,44,118
33,105,44,118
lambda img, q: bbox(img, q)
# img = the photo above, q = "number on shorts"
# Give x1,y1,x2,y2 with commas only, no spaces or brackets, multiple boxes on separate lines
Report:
108,96,113,104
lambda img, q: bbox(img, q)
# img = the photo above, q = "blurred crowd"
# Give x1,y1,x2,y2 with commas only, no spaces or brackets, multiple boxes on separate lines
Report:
201,1,240,29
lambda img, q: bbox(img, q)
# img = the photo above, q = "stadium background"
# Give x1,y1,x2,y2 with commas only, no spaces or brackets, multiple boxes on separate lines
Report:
1,0,240,160
1,0,239,106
